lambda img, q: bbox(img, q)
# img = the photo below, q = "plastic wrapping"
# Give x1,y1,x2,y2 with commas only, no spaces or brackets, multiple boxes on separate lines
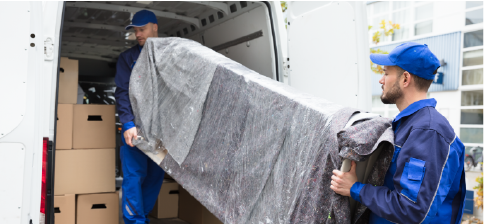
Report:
129,38,394,224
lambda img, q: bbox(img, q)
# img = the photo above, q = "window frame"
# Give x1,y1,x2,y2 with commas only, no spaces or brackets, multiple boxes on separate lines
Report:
367,1,436,44
460,26,483,147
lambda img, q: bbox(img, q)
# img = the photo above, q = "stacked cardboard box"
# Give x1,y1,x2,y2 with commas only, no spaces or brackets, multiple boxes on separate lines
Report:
54,57,118,224
149,180,223,224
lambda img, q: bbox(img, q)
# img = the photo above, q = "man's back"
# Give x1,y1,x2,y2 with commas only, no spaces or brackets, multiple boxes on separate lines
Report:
366,99,466,223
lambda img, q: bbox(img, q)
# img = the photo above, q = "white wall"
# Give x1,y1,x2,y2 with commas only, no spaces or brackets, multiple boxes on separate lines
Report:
430,91,461,136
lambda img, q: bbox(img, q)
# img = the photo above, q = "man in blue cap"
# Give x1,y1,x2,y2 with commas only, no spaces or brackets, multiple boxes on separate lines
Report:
330,42,466,223
115,10,165,224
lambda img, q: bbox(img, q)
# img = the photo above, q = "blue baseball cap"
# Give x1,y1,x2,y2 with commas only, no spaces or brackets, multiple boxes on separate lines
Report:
370,42,440,80
125,10,158,30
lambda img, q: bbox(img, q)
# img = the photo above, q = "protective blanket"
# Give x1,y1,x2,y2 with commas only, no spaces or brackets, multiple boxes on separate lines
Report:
129,38,394,224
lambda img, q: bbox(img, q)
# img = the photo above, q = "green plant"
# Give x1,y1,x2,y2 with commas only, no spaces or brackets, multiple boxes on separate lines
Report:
475,173,483,209
281,1,287,12
369,20,400,74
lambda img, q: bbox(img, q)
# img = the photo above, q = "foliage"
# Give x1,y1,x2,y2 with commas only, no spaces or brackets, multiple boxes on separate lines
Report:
370,49,389,75
281,1,287,29
281,1,287,12
462,217,483,224
372,20,400,45
474,173,483,209
369,20,400,74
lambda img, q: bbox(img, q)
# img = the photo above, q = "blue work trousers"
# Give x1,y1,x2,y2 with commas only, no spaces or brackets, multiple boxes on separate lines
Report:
121,132,165,224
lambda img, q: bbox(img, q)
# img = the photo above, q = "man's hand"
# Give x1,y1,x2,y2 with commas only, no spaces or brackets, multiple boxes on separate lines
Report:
330,161,358,197
124,127,138,147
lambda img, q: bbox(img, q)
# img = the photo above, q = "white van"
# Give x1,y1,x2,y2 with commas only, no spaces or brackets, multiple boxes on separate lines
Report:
0,1,370,223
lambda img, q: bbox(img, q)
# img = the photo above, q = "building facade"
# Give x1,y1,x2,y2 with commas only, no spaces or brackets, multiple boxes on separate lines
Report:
367,1,483,218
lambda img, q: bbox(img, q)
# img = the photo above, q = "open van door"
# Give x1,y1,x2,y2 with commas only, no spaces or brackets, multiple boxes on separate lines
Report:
285,1,371,111
0,2,61,224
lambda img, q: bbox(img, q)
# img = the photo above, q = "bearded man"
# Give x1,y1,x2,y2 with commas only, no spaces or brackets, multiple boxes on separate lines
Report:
114,10,165,224
331,42,466,224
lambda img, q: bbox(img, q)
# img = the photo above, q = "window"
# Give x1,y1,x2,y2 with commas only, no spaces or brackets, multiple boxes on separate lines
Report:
373,1,389,14
462,69,483,85
392,8,411,41
461,28,484,148
461,109,483,124
415,3,433,21
466,1,483,26
466,9,483,25
414,3,433,36
464,30,483,48
393,1,411,10
462,90,483,106
368,2,434,44
460,128,483,143
467,1,483,9
415,20,433,36
463,49,483,67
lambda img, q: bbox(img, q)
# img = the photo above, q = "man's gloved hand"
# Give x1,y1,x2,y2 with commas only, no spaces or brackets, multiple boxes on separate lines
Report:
330,161,358,197
124,127,138,147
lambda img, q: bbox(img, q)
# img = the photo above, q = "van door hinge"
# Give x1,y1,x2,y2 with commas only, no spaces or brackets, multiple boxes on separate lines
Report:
44,37,54,61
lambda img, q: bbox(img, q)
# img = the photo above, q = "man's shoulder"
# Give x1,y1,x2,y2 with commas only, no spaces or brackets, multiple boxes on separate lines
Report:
410,106,456,144
119,45,139,58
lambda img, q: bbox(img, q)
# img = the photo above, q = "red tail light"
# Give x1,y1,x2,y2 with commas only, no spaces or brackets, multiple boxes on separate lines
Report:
40,137,48,215
465,154,469,157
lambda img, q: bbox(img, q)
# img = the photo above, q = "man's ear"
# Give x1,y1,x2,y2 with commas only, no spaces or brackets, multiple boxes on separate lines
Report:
402,71,411,87
153,23,158,33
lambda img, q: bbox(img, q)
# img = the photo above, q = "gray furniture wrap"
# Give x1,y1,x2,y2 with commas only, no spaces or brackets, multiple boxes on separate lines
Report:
129,38,394,224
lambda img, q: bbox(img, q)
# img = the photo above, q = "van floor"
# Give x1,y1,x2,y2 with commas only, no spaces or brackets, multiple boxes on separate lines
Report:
118,188,190,224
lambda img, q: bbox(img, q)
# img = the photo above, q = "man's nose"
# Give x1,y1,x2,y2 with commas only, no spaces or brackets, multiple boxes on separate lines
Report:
379,75,384,85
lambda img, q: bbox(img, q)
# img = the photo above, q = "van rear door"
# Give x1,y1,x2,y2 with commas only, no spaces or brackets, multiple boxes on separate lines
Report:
285,1,371,111
0,2,55,224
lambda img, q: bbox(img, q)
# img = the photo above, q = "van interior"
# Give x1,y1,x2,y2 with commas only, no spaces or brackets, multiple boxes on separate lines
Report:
54,1,279,224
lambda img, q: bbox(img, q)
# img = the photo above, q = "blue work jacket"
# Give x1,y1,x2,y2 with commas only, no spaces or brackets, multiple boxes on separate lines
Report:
114,44,143,131
350,98,466,224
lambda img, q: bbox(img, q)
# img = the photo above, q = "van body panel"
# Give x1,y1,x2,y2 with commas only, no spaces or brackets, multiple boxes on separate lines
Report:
0,2,46,224
286,1,371,111
203,5,276,79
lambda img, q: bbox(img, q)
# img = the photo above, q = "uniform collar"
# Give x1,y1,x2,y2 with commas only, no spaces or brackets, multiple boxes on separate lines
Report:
393,98,437,123
138,44,143,52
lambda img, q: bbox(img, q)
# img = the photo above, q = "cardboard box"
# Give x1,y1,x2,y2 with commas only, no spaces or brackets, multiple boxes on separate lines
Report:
58,57,79,104
56,104,74,149
77,192,119,224
73,105,115,149
150,180,179,219
54,148,115,195
178,187,223,224
54,194,75,224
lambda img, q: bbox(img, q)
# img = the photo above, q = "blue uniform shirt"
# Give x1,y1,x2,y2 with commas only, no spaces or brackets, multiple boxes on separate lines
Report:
350,98,466,224
114,45,143,131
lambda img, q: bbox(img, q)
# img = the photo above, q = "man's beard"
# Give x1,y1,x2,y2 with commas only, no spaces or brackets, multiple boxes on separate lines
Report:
381,81,402,104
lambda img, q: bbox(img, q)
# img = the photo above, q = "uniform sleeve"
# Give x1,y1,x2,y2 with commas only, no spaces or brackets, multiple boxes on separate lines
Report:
114,53,135,126
356,128,462,223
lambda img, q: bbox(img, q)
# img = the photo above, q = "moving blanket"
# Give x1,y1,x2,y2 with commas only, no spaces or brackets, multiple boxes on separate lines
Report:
129,38,394,224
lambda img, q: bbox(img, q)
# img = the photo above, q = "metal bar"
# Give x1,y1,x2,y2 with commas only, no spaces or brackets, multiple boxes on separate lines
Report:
62,37,137,47
61,53,117,62
64,22,169,37
65,22,127,33
190,1,230,15
66,2,200,28
61,45,123,56
79,81,116,86
211,30,263,52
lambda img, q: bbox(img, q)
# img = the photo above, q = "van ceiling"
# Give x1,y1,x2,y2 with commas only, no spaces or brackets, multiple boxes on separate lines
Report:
62,1,259,63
